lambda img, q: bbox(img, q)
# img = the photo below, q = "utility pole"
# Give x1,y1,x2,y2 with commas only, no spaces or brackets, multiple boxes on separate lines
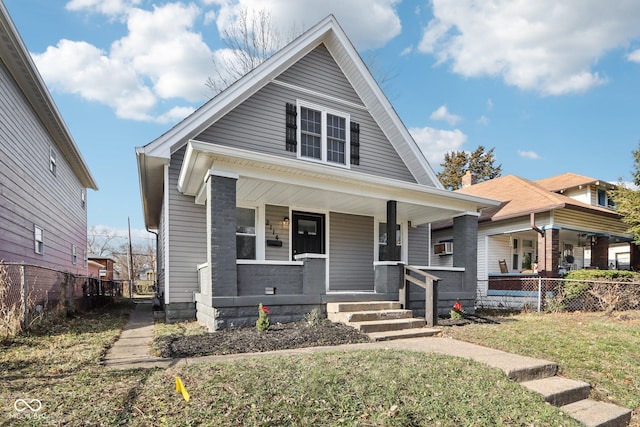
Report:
128,217,134,299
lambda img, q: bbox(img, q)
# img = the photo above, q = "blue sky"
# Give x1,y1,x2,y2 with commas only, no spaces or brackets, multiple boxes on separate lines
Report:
4,0,640,239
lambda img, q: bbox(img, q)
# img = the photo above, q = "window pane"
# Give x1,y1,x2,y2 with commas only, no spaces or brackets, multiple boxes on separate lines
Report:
297,219,317,235
236,236,256,259
326,114,346,164
378,223,401,245
236,208,255,234
301,134,321,159
327,138,345,164
301,107,321,134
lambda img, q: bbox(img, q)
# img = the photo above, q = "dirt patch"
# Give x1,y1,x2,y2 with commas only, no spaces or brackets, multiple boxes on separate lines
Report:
155,320,372,358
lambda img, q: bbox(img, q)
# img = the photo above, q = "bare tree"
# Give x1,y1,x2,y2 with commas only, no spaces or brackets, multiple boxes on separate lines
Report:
206,9,395,97
206,9,295,95
87,226,120,256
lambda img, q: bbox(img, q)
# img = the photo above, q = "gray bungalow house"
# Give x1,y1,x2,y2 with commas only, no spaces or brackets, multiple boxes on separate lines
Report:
136,15,498,329
0,2,97,274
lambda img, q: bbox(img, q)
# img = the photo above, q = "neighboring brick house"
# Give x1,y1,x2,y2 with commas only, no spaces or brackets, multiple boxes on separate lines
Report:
136,15,498,329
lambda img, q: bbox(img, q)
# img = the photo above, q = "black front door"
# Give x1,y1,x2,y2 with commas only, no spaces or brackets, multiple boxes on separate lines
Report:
292,212,325,258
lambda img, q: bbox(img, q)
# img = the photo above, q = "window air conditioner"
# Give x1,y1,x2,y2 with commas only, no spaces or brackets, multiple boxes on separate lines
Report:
434,242,453,255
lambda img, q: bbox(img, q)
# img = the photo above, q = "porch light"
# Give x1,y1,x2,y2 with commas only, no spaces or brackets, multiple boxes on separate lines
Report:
283,216,289,226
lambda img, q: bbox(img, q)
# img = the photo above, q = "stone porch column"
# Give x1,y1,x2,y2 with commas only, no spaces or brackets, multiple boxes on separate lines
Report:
452,213,479,299
207,171,238,297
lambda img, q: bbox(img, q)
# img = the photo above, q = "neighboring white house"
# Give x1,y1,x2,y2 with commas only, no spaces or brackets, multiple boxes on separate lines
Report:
0,2,97,274
432,172,636,308
136,15,498,329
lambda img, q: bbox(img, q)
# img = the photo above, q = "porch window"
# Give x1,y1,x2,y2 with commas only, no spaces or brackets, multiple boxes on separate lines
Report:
297,102,349,166
378,223,401,261
49,147,57,176
236,207,256,259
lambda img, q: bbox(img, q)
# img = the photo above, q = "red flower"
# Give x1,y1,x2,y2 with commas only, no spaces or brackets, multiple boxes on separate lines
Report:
453,302,463,312
261,305,271,314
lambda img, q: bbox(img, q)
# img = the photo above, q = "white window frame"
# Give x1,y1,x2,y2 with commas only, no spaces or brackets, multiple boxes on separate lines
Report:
72,245,77,265
81,189,86,209
49,147,57,176
236,206,258,260
296,100,350,168
34,226,44,255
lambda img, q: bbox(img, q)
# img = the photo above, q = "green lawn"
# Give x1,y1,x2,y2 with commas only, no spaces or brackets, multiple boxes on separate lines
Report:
444,311,640,426
0,301,583,426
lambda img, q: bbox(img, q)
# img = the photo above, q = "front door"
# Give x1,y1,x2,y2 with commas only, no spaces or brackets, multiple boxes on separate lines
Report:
292,212,325,258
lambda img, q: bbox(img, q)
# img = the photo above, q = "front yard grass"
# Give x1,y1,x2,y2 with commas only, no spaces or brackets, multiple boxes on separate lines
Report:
444,310,640,426
0,301,581,426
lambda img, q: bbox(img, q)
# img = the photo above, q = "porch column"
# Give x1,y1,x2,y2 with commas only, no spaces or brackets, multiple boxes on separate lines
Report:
630,243,640,271
452,213,478,297
384,200,400,261
591,236,609,270
541,228,559,277
207,171,238,297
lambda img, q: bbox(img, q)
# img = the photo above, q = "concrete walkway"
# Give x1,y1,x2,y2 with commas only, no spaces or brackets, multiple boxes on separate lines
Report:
102,303,632,427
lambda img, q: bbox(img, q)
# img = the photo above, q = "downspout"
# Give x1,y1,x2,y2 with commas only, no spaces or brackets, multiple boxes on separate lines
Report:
146,228,162,309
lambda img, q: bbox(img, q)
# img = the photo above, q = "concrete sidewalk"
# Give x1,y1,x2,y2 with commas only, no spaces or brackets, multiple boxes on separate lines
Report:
102,303,632,427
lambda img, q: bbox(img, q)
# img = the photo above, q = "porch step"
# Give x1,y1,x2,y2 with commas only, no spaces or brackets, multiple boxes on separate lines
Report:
521,377,591,407
326,301,401,313
327,301,440,341
368,327,441,342
328,309,413,324
350,318,427,333
561,399,632,427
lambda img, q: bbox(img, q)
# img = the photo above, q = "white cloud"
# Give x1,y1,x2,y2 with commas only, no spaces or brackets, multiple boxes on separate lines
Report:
409,126,467,166
66,0,141,17
418,0,640,95
518,150,541,160
476,115,489,125
486,98,493,110
213,0,402,50
429,105,461,125
35,3,212,122
627,49,640,63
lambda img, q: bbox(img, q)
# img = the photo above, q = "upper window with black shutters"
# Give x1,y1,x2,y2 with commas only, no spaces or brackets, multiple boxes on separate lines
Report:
288,101,358,168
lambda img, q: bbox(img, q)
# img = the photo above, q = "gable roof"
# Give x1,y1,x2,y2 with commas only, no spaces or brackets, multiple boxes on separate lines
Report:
139,15,439,186
137,15,443,228
535,172,616,192
456,174,620,222
0,2,97,190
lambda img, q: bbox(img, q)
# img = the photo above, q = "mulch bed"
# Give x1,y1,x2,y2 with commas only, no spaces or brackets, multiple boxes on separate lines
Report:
155,314,510,358
155,320,371,358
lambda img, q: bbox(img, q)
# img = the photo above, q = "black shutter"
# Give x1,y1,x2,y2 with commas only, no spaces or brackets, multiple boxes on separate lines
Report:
285,103,297,152
350,121,360,165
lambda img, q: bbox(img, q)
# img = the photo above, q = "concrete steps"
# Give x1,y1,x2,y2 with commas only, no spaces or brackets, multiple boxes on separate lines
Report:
519,373,631,427
327,301,440,341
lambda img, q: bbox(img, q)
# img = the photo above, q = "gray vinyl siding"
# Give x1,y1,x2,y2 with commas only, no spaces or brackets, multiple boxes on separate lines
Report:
157,201,166,292
329,212,374,291
265,204,290,261
196,45,416,183
408,225,430,265
276,44,362,106
167,147,207,302
0,60,87,275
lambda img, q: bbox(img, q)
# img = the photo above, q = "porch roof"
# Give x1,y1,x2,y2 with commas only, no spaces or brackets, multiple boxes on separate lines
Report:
178,141,499,225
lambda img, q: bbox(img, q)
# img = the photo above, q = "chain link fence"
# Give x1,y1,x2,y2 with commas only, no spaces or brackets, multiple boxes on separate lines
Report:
477,276,640,313
0,262,126,338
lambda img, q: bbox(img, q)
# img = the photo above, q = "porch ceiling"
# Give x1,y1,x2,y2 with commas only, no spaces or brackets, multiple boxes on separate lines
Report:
180,140,499,225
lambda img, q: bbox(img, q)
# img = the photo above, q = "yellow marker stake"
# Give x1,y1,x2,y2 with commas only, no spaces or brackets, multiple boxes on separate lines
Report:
175,377,190,402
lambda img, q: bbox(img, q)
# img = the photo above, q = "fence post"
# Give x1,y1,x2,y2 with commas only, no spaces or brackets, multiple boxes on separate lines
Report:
537,277,542,312
21,265,28,330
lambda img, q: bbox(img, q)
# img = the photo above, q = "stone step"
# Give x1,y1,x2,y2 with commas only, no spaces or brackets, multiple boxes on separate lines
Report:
368,327,441,342
561,399,632,427
326,301,401,313
349,318,426,333
328,309,413,324
521,376,591,407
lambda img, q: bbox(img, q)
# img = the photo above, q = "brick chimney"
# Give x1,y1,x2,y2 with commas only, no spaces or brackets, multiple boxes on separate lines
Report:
461,170,474,188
